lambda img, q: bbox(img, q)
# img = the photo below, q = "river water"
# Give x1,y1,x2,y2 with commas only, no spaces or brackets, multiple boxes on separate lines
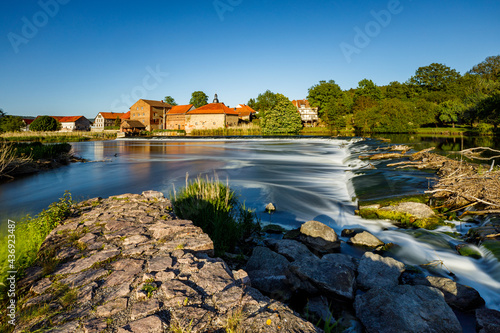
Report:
1,137,499,311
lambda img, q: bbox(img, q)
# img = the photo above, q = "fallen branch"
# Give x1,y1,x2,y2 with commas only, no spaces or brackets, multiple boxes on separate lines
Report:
425,189,500,208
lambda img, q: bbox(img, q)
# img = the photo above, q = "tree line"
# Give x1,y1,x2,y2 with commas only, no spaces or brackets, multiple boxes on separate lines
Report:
248,55,500,134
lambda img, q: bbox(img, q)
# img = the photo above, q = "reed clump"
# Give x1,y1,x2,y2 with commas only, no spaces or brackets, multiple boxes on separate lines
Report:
172,174,259,256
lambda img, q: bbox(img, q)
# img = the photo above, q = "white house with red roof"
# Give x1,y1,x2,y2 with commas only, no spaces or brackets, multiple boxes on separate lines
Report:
292,99,319,126
185,95,239,133
50,116,91,131
93,112,130,130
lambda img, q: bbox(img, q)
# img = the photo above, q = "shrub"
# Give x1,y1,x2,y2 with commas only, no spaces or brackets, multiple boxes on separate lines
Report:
30,116,60,132
171,175,258,256
12,142,72,160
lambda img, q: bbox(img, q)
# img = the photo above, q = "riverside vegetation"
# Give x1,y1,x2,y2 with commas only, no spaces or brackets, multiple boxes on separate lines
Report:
0,141,78,180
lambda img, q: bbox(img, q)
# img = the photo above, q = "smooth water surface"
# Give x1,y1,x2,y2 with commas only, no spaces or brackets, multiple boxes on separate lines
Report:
1,138,499,310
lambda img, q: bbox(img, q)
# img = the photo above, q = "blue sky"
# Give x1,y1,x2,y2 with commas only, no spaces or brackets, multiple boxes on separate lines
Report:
1,0,499,118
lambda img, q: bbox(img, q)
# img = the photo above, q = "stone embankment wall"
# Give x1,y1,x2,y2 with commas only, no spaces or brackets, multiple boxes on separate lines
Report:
16,191,318,333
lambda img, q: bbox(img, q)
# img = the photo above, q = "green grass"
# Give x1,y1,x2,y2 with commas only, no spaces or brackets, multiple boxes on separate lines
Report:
171,174,259,256
0,192,74,303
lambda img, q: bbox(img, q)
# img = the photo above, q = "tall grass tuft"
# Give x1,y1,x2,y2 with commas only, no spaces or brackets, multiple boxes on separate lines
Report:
0,142,31,178
12,142,72,160
0,192,74,302
172,174,259,256
190,124,261,136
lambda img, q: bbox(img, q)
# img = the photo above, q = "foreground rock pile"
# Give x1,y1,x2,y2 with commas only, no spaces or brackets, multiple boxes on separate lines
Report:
16,191,317,333
246,221,499,333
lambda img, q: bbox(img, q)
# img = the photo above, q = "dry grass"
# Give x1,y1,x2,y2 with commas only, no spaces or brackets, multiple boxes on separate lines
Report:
0,131,116,142
0,141,31,177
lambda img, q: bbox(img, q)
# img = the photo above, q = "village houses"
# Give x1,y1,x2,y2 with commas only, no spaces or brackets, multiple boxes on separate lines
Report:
165,104,195,130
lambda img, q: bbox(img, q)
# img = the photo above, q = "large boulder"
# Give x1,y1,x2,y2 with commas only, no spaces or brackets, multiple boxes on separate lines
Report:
355,285,462,333
349,231,385,248
290,255,356,300
411,276,485,311
380,202,435,219
476,308,500,333
264,239,317,262
299,220,340,254
245,246,292,301
357,252,405,290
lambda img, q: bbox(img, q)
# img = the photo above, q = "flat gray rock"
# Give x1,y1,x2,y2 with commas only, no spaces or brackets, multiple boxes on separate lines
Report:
357,252,405,290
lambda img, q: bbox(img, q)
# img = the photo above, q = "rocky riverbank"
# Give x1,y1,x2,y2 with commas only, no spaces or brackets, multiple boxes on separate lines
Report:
12,191,317,333
11,190,500,332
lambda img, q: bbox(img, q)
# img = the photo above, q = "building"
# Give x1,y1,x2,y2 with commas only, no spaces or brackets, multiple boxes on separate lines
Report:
129,99,172,131
120,119,146,134
22,118,34,131
48,116,91,131
233,104,257,122
93,112,129,130
185,95,239,133
165,104,195,130
292,99,319,127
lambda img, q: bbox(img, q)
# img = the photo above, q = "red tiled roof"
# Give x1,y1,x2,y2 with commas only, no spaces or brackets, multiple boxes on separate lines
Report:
234,104,256,117
292,99,312,108
99,112,128,120
120,111,130,119
187,103,239,115
23,119,34,125
141,99,173,108
168,104,194,115
50,116,85,123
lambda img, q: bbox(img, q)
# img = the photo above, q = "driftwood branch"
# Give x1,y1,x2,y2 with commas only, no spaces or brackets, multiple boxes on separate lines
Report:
458,147,500,161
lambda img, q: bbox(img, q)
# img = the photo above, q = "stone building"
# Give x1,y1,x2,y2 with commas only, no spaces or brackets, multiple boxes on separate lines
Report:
165,104,195,130
185,95,239,133
292,99,319,127
129,99,172,131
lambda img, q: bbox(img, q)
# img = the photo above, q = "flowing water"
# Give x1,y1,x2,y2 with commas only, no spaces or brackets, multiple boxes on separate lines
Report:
1,137,499,311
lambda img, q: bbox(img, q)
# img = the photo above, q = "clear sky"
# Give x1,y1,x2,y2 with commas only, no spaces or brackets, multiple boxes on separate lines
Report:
1,0,499,118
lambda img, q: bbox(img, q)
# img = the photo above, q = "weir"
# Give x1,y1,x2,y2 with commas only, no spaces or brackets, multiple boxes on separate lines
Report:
0,137,499,310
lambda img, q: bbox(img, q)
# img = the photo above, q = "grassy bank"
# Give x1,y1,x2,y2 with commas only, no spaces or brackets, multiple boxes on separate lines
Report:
0,131,116,142
12,142,72,160
0,192,74,303
171,174,259,256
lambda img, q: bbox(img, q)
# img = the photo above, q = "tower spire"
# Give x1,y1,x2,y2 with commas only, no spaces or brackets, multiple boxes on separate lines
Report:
213,94,219,103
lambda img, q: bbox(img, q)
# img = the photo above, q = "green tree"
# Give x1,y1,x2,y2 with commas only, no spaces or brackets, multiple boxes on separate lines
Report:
437,100,464,128
384,81,414,99
469,55,500,82
353,99,418,133
477,92,500,128
324,92,353,129
307,80,345,121
0,115,24,132
252,90,279,113
30,116,60,131
164,96,178,106
354,79,382,101
114,116,121,127
190,91,208,108
410,63,461,91
261,94,302,134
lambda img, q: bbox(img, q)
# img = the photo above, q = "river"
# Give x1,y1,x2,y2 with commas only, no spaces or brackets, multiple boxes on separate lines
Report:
1,137,499,312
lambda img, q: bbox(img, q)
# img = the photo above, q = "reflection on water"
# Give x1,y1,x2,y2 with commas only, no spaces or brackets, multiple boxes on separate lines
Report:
0,138,499,310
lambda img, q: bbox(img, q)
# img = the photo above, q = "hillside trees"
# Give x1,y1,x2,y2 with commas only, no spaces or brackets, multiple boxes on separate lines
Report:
469,55,500,82
0,115,24,132
353,99,418,133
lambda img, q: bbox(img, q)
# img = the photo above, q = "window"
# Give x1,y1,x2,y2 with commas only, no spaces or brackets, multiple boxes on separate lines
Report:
141,107,143,110
213,122,216,125
136,107,139,110
143,113,145,116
